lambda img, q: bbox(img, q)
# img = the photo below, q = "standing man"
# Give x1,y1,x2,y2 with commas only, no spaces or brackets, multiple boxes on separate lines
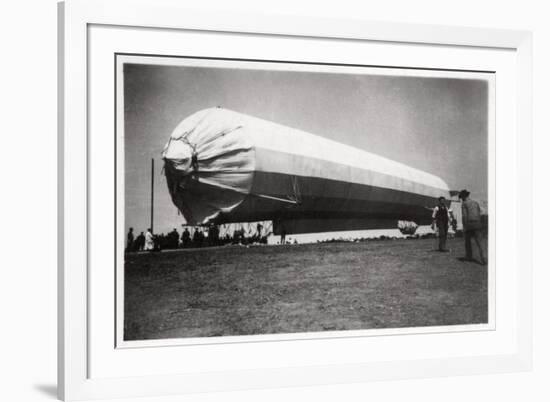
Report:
256,223,263,242
170,228,179,249
144,228,154,251
193,227,202,247
459,189,487,265
135,231,145,251
181,226,191,248
431,196,456,252
126,227,134,252
278,220,287,245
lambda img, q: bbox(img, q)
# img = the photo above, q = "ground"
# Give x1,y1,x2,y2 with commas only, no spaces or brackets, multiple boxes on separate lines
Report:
124,237,488,341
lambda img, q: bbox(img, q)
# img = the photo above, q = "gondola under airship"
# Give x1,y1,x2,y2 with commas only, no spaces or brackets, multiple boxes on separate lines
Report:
162,108,450,235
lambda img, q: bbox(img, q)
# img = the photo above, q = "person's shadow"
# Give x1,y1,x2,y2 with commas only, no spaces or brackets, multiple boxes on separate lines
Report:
34,384,57,399
456,257,486,265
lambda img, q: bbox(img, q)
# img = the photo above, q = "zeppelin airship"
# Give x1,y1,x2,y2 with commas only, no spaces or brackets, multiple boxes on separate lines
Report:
162,108,450,234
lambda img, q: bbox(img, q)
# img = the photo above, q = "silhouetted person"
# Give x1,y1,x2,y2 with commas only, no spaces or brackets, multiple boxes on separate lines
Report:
135,232,145,251
459,189,487,265
193,228,203,247
431,196,456,252
181,227,191,248
256,223,263,242
169,228,179,249
279,221,287,244
208,225,219,246
126,227,134,252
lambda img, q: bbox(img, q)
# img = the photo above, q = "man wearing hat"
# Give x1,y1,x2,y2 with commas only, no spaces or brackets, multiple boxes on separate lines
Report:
458,189,487,264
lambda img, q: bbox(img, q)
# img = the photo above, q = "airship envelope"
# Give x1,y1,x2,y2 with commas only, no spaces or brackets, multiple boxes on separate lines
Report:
162,108,450,228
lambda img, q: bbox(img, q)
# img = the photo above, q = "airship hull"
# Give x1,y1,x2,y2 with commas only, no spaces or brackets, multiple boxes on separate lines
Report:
162,108,450,229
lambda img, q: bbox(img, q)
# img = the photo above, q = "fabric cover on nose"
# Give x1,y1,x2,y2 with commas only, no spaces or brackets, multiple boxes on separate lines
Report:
163,139,194,172
162,108,255,224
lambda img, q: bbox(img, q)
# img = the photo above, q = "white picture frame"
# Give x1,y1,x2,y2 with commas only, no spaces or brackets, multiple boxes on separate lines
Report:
58,0,533,400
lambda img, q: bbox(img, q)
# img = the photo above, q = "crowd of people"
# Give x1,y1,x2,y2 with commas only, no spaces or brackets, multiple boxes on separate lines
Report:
125,223,270,253
126,189,487,265
125,228,155,252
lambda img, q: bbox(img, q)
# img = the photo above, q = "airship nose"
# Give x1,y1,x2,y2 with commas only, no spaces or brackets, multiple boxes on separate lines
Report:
162,139,194,173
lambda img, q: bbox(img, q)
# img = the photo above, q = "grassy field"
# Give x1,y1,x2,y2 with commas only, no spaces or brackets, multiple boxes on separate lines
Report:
124,237,488,341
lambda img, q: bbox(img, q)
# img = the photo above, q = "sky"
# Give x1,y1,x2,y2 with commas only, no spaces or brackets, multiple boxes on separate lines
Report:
123,60,489,235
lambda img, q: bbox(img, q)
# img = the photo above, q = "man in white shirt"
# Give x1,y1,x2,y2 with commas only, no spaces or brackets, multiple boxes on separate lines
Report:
144,228,154,251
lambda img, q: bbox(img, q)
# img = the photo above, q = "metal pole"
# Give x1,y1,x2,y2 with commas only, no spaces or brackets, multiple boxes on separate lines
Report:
150,158,154,234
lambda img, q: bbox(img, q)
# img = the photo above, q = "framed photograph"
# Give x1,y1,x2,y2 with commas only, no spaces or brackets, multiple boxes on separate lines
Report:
58,0,532,400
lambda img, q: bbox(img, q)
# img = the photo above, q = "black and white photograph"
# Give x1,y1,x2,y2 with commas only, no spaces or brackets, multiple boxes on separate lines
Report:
118,55,492,343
